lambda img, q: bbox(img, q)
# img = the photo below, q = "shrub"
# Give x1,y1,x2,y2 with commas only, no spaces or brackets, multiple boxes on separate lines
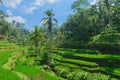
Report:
91,33,120,43
89,33,120,53
41,52,53,65
53,66,71,79
73,72,88,80
28,46,34,51
72,72,110,80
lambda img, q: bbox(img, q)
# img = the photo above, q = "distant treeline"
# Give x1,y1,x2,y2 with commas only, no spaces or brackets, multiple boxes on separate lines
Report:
60,0,120,53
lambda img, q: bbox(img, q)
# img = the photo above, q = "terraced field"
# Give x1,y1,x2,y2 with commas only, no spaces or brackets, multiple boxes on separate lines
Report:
0,41,64,80
52,48,120,80
0,41,19,49
0,40,120,80
0,42,22,80
14,50,65,80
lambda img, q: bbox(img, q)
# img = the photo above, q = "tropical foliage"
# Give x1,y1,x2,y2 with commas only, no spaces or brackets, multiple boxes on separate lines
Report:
60,0,120,52
42,9,57,33
0,0,120,80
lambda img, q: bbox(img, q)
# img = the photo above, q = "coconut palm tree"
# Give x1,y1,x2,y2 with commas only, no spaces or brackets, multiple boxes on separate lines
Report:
41,10,57,65
41,9,57,33
0,10,7,20
30,26,44,56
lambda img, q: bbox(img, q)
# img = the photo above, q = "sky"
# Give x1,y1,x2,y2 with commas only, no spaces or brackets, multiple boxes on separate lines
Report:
0,0,96,30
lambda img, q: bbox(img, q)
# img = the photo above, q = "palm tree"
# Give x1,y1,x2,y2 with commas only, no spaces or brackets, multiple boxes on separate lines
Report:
41,9,57,33
0,10,7,20
104,0,110,25
30,26,44,56
41,10,57,65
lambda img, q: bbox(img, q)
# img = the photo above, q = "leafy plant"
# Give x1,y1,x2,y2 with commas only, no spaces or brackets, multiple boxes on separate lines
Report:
41,52,53,65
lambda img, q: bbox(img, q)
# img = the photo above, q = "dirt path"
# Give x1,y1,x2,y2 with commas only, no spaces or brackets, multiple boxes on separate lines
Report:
2,51,29,80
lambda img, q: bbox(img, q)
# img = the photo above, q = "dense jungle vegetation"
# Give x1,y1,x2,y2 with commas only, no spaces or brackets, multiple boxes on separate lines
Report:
0,0,120,80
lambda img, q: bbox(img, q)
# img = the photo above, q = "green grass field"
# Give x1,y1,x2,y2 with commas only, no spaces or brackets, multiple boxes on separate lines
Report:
0,50,21,80
0,41,120,80
0,68,21,80
59,51,120,60
54,54,98,67
14,50,65,80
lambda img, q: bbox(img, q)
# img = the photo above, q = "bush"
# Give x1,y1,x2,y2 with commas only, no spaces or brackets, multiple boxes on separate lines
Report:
73,72,110,80
89,33,120,53
53,66,71,79
53,66,110,80
89,42,120,53
61,41,88,49
91,33,120,43
28,46,34,51
41,52,53,65
73,72,88,80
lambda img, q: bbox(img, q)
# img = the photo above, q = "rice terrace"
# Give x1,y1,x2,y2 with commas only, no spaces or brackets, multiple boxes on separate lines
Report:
0,0,120,80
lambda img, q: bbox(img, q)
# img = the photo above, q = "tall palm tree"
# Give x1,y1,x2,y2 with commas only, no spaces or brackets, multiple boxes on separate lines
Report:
0,10,7,20
41,9,57,33
30,26,44,56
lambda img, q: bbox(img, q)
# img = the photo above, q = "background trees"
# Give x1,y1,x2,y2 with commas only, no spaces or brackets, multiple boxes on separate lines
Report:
0,0,119,60
60,0,120,52
0,11,29,44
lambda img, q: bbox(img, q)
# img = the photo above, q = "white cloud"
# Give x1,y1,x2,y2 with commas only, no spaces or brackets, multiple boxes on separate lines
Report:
47,0,59,4
3,0,22,8
6,16,26,23
25,0,59,14
35,0,44,6
5,10,26,24
25,0,44,14
90,0,98,5
25,7,36,14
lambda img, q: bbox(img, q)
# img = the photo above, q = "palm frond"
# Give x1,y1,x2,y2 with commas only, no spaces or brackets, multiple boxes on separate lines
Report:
41,18,49,23
43,20,49,26
41,18,49,26
41,18,49,21
45,9,54,17
53,18,58,23
0,10,8,17
45,10,51,16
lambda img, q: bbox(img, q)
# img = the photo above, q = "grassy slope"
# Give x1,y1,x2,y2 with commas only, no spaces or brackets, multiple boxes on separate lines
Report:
0,40,19,49
102,67,120,75
0,50,15,66
15,51,65,80
52,49,120,79
0,68,21,80
0,50,21,80
1,42,119,80
60,51,120,60
41,70,65,80
54,54,98,67
15,62,41,77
